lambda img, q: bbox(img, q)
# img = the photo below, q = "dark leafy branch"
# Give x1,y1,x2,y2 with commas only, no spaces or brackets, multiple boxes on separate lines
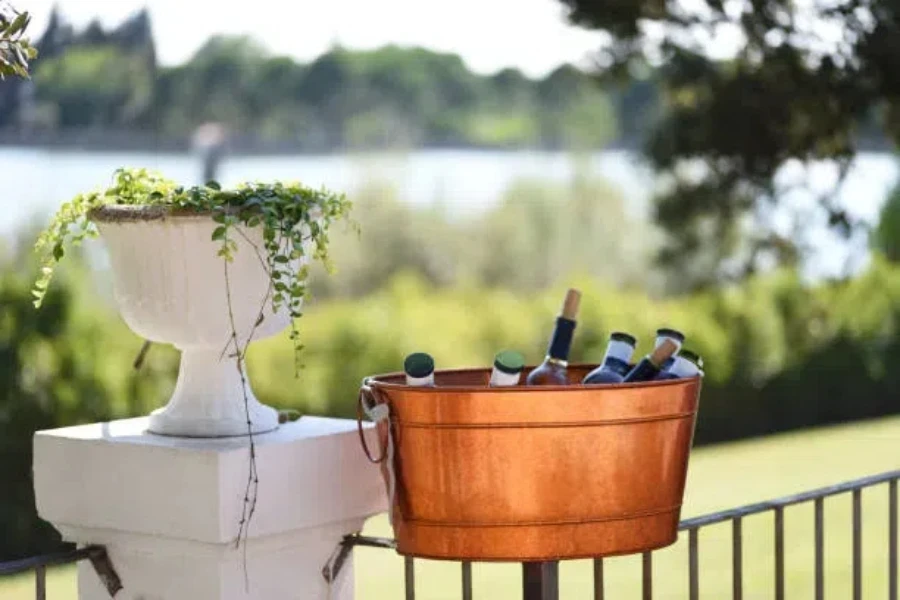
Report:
560,0,899,288
0,2,36,79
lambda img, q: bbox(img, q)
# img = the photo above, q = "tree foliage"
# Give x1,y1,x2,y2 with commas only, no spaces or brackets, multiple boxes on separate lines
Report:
559,0,900,287
0,10,620,151
0,2,36,78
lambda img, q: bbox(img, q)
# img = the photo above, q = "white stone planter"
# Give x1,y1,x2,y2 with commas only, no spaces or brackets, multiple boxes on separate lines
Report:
93,207,307,438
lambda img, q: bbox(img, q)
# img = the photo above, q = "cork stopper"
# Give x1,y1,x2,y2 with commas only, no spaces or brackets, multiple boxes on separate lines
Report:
649,338,679,367
560,288,581,320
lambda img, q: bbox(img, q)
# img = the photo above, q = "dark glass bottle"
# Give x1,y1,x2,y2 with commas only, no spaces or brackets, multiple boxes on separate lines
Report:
654,328,685,373
656,349,703,380
404,352,435,386
582,332,637,384
623,339,679,383
490,350,525,387
525,288,581,385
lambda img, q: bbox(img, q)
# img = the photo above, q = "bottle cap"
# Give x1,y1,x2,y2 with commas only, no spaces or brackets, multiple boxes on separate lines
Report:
561,288,581,321
404,352,435,378
679,349,703,369
656,328,685,343
494,350,525,374
610,331,637,346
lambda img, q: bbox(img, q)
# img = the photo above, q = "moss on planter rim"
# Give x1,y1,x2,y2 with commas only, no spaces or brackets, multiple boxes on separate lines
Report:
88,205,237,223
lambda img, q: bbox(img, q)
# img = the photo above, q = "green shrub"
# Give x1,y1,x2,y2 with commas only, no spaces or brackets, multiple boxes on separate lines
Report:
3,235,900,559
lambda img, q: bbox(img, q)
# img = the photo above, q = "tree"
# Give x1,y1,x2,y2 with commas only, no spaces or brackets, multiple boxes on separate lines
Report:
559,0,900,288
33,46,154,128
873,180,900,262
0,1,36,79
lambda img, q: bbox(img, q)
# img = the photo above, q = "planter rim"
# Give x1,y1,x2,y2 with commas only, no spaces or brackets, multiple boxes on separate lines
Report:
88,205,230,223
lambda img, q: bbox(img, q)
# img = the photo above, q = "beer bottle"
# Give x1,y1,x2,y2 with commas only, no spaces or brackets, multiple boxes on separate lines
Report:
622,339,679,383
657,349,703,380
404,352,435,386
490,350,525,386
582,332,637,384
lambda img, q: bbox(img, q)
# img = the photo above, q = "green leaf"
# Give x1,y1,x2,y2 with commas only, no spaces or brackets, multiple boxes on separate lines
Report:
53,244,64,260
8,13,29,36
211,226,227,241
273,255,289,264
206,180,222,190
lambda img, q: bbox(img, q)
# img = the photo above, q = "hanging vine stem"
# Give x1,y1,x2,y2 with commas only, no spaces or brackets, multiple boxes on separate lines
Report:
31,168,355,590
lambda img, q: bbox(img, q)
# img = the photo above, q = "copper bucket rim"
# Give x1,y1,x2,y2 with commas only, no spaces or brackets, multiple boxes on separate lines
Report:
362,363,701,393
357,365,701,464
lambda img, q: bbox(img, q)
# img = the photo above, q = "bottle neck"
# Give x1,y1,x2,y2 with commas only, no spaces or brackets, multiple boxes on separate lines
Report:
544,356,568,368
490,368,522,387
602,356,631,376
546,316,576,362
603,339,634,364
405,373,435,387
668,356,700,378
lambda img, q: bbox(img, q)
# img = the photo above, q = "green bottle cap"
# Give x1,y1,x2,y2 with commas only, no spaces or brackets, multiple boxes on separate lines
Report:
494,350,525,374
404,352,435,378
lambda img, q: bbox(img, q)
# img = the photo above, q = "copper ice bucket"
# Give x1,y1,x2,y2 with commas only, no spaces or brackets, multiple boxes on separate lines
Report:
357,365,701,561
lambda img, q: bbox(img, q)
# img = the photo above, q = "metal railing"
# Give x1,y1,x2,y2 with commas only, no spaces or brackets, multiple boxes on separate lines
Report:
3,469,896,599
331,468,900,600
0,545,121,600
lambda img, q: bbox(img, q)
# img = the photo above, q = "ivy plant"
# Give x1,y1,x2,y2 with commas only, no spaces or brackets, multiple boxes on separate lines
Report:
0,2,37,79
34,167,352,371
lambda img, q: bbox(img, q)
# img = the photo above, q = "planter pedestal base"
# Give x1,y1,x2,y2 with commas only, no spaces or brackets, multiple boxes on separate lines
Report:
33,416,387,600
147,348,280,438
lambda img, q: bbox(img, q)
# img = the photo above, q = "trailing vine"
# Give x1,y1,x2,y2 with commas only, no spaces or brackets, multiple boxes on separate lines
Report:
33,168,353,563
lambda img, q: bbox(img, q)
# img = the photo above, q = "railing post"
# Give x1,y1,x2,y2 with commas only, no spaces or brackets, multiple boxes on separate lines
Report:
732,517,743,600
890,479,897,600
522,561,558,600
853,489,862,600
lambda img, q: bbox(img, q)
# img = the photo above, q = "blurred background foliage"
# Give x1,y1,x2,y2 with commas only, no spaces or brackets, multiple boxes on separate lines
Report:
3,174,900,557
2,0,900,568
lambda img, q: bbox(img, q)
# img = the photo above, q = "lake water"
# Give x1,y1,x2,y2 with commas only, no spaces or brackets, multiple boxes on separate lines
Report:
0,147,897,279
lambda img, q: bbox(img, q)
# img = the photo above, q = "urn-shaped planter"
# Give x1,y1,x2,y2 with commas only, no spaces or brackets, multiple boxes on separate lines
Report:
91,206,306,438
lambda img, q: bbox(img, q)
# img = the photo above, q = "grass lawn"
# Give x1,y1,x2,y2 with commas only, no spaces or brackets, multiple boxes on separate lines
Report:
3,415,898,599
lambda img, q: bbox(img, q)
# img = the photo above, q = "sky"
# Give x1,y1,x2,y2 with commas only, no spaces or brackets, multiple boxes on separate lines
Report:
23,0,610,77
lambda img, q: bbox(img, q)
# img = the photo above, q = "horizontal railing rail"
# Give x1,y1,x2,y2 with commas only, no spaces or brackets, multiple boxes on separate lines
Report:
5,469,896,599
336,468,900,600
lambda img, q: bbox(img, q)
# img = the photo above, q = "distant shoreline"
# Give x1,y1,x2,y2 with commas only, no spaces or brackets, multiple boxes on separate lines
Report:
0,129,892,157
0,129,642,156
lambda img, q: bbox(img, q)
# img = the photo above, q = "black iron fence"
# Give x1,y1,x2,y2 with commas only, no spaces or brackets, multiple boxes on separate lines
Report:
0,545,121,600
331,469,899,600
3,469,897,599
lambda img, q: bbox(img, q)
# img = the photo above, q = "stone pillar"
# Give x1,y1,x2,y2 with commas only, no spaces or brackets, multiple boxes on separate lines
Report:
33,416,387,600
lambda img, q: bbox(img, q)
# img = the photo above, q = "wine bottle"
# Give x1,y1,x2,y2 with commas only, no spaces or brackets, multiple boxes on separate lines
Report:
655,328,685,372
622,338,679,383
525,288,581,385
582,332,637,384
490,350,525,386
656,349,704,380
404,352,435,386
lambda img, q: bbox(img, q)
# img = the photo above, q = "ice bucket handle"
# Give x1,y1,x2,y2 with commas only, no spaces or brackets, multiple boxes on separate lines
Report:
357,379,388,464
